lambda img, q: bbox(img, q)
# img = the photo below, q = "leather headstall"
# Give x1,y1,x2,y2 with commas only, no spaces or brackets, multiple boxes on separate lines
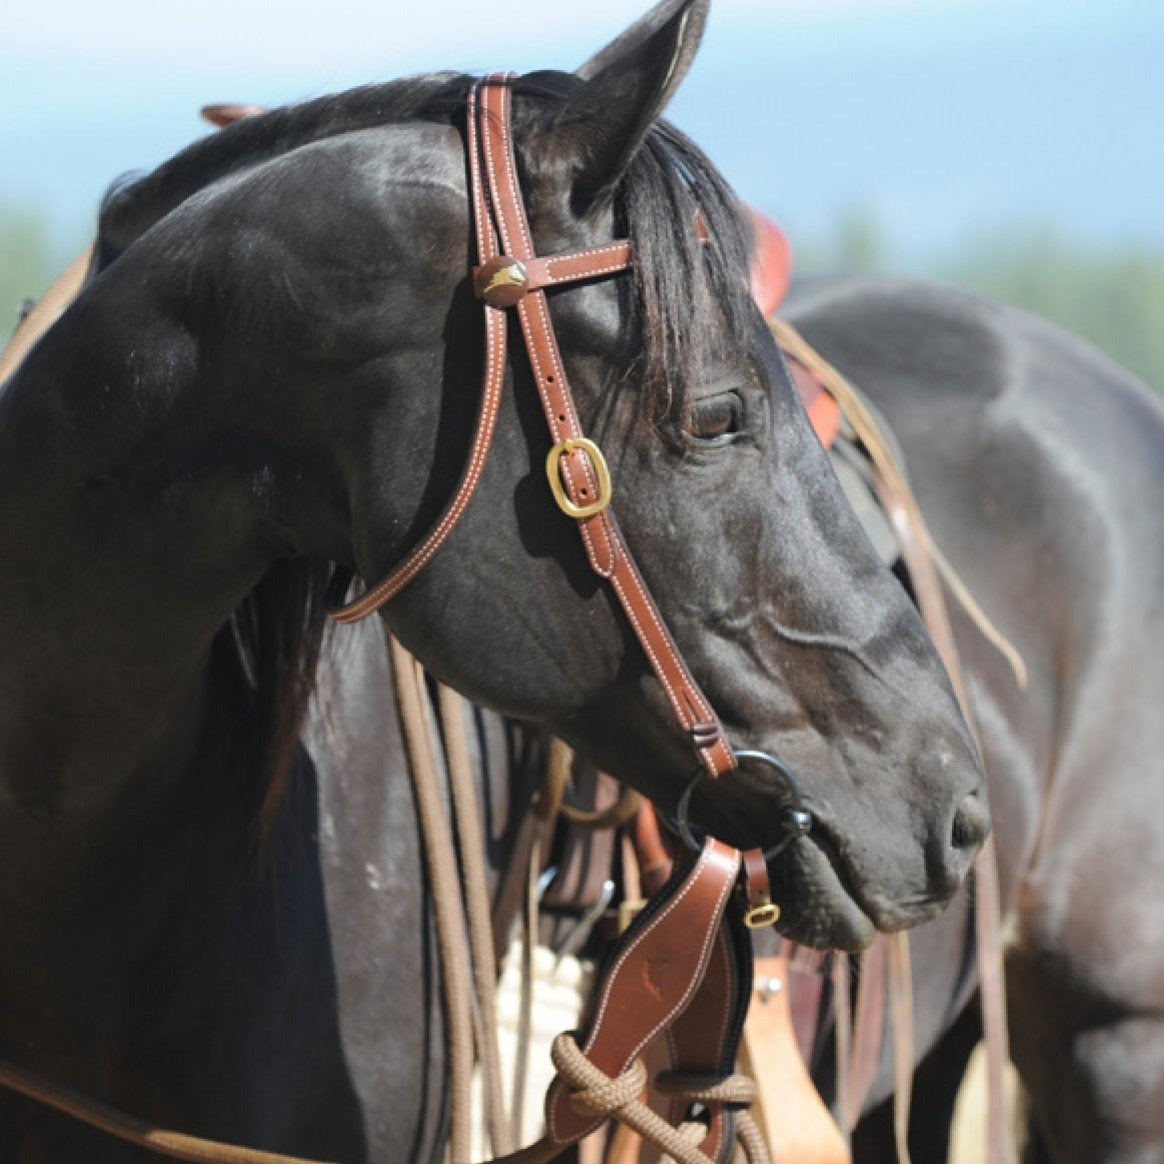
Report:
332,77,743,777
330,77,800,890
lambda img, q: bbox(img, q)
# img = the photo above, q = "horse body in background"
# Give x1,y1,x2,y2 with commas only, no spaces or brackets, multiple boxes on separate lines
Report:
782,277,1164,1163
0,1,987,1160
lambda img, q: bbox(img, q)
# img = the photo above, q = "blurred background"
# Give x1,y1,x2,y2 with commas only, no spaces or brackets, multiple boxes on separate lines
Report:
3,0,1162,389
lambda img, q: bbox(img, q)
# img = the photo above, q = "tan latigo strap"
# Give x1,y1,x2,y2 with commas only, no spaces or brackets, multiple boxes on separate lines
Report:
742,954,850,1164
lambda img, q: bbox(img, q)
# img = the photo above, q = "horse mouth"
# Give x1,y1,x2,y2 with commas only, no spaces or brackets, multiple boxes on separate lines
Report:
771,827,877,952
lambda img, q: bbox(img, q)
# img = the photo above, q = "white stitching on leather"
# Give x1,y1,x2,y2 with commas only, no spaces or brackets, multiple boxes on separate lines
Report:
548,844,738,1141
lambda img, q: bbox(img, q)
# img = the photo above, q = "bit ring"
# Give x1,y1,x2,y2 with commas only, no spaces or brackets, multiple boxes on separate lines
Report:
674,749,814,858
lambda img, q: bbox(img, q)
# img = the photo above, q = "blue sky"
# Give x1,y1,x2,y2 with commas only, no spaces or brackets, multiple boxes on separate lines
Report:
3,0,1162,267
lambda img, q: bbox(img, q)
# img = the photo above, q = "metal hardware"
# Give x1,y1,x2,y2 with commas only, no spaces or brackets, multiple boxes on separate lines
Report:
545,437,613,520
536,866,559,900
556,879,615,965
474,256,529,307
744,902,782,930
483,262,527,296
757,976,783,1000
734,750,815,860
674,749,814,858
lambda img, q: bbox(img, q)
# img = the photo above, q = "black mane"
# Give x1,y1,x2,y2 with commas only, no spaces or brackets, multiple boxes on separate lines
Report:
99,75,474,250
98,70,755,837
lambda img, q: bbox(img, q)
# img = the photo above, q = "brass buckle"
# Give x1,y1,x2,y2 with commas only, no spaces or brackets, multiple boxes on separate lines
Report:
545,437,613,520
744,901,782,930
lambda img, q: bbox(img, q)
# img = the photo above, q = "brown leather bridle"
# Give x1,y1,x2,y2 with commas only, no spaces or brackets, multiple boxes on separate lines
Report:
331,77,817,918
333,77,736,774
325,76,818,1164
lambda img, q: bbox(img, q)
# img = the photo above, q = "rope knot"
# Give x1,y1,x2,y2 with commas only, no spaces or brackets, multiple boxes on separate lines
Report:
655,1070,759,1110
551,1034,647,1118
655,1069,770,1164
544,1035,771,1164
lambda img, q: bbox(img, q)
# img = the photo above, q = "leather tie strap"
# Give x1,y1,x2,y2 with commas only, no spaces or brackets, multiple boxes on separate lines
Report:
544,839,750,1162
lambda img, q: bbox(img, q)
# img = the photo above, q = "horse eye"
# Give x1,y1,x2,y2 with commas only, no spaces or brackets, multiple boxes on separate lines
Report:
689,393,743,442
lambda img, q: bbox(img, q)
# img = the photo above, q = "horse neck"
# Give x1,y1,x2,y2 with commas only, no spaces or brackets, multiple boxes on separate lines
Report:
0,314,281,911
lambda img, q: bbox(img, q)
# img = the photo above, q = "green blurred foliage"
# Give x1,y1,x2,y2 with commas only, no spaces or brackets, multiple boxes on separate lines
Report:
943,227,1164,395
0,205,64,343
797,210,1164,394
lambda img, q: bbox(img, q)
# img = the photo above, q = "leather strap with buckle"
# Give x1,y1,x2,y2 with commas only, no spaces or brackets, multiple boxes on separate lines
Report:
332,75,744,784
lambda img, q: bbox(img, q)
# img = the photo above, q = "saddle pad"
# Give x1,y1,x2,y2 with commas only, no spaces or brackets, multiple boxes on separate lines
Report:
471,940,595,1155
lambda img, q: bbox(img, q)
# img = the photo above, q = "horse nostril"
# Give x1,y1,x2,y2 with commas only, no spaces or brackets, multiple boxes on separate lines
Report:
951,792,990,853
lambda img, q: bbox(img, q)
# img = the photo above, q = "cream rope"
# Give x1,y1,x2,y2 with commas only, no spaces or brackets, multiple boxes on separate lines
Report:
548,1035,767,1164
655,1070,772,1164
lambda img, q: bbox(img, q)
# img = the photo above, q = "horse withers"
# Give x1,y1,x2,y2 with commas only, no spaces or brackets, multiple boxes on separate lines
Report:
0,1,983,1159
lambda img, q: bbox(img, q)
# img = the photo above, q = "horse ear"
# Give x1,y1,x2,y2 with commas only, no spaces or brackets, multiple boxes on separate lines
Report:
557,0,709,214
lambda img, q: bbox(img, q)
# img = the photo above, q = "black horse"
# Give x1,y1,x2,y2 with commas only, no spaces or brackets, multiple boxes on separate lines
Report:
0,1,990,1160
779,276,1164,1164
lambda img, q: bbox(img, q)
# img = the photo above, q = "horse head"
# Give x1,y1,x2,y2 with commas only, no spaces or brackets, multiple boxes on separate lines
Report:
65,0,985,949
